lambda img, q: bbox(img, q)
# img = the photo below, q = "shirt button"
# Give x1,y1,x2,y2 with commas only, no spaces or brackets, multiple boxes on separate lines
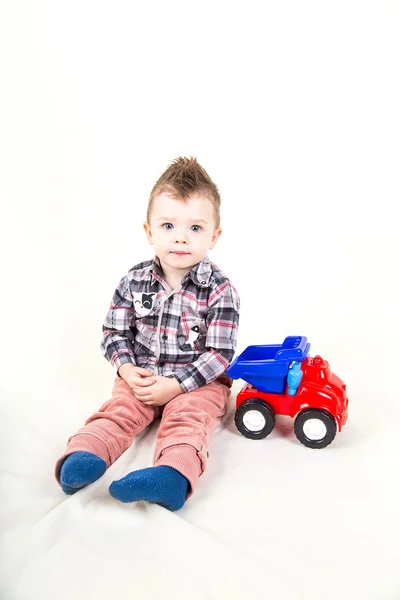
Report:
162,334,168,340
201,281,206,284
159,361,165,367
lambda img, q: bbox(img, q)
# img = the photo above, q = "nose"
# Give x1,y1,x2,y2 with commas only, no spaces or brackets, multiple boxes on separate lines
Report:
173,228,188,243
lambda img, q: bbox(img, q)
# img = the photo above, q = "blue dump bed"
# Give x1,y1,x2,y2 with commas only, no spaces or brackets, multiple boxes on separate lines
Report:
226,336,310,394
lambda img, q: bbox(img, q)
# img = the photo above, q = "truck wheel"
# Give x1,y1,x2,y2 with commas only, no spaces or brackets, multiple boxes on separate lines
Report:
235,399,275,440
294,409,337,449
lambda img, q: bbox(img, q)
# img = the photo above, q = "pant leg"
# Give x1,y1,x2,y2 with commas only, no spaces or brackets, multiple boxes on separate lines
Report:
154,376,231,497
55,376,161,483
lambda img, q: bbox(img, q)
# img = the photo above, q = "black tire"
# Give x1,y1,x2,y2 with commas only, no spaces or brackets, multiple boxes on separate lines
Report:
235,399,275,440
294,409,337,449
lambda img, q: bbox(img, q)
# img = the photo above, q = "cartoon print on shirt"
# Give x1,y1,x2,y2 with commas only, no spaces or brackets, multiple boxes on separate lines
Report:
133,292,157,317
187,325,200,347
178,325,201,351
178,313,202,351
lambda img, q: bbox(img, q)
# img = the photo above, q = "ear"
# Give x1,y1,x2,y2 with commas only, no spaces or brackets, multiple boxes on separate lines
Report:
209,227,222,250
143,222,152,244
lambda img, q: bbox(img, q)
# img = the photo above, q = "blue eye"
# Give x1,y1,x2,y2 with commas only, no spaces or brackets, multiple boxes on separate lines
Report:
162,223,174,230
191,225,202,232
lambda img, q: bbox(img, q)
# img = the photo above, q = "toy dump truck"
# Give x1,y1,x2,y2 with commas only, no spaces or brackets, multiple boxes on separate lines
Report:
226,336,348,448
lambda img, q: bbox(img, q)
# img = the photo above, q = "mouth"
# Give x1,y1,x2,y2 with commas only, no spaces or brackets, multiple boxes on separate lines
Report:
171,251,189,255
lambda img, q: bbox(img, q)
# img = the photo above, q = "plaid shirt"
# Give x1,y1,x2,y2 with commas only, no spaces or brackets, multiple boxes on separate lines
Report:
101,255,240,393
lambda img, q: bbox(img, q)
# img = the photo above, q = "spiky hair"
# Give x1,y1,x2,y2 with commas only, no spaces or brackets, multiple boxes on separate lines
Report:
146,156,221,228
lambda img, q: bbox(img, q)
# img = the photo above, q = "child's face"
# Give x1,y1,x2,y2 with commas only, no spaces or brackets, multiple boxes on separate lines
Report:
143,192,222,275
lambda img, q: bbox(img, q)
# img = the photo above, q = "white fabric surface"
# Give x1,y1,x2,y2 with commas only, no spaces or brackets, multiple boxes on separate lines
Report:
1,369,399,600
1,2,399,597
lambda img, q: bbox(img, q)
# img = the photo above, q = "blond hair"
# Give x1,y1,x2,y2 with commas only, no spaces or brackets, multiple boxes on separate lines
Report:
147,157,221,228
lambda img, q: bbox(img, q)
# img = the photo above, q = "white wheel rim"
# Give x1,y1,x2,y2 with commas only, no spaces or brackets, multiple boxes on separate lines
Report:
303,418,327,440
243,409,266,432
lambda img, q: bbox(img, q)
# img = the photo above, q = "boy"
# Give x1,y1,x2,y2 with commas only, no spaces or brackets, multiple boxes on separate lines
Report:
55,157,240,511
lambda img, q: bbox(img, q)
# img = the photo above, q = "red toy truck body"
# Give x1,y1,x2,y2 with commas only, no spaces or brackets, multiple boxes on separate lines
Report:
227,337,348,448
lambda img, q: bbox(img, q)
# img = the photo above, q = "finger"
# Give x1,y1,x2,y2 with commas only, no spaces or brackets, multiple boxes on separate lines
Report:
132,377,155,387
133,388,152,398
133,393,150,402
133,374,156,384
135,368,155,377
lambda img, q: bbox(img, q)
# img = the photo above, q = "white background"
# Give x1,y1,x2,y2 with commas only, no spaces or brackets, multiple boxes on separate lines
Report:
1,1,399,599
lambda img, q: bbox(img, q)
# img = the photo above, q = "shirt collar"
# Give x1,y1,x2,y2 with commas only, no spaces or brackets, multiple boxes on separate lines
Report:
150,255,212,288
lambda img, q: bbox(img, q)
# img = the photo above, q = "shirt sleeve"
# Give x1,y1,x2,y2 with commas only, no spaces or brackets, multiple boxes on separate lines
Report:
172,282,240,393
100,273,136,372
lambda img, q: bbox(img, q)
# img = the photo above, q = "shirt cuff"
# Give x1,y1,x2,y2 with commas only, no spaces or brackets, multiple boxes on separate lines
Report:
172,366,210,393
113,352,136,376
172,372,196,393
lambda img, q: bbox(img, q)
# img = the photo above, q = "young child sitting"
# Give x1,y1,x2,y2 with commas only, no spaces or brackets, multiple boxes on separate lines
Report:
55,156,240,511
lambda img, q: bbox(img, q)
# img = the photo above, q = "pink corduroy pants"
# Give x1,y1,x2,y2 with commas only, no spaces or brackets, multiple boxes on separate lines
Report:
55,374,232,497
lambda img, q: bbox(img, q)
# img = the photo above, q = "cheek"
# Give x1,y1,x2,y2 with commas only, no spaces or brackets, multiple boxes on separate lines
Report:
152,230,166,244
192,235,204,247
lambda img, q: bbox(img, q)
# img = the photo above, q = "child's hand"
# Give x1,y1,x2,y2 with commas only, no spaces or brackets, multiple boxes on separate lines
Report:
118,364,156,392
134,376,184,407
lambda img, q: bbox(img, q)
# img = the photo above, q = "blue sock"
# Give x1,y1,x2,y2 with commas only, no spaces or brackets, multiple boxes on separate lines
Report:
60,451,107,495
109,466,189,511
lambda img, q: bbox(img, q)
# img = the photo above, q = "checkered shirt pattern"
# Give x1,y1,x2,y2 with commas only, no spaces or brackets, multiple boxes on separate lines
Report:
101,255,240,393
